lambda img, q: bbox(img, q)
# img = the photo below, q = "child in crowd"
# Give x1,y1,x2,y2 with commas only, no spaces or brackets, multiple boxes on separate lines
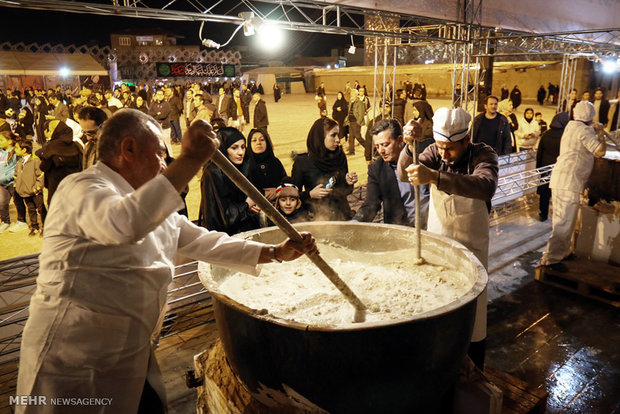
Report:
271,181,309,224
0,131,27,233
13,139,46,236
535,112,548,134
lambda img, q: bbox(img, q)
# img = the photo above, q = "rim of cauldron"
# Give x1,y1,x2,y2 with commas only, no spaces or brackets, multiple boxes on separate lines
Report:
199,222,488,333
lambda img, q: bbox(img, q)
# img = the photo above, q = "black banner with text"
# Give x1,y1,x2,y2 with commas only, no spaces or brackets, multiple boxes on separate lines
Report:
156,62,236,78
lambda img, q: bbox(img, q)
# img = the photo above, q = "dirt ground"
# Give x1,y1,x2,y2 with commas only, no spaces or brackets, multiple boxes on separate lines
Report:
0,92,558,261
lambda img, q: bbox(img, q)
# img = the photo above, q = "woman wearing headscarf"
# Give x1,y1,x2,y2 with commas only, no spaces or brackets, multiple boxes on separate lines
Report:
332,91,349,140
291,117,358,221
536,112,569,221
247,128,286,201
33,95,48,145
498,98,518,151
15,107,35,140
515,107,541,151
199,127,261,235
510,85,522,110
36,120,83,205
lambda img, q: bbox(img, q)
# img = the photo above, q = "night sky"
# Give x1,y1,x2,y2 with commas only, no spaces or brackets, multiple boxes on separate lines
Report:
0,6,348,61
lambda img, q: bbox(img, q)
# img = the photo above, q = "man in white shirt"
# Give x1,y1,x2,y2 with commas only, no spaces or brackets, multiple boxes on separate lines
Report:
16,109,317,414
540,101,606,272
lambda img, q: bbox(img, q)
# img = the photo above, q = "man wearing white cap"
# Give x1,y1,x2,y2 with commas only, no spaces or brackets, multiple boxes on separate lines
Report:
397,107,498,369
540,100,606,272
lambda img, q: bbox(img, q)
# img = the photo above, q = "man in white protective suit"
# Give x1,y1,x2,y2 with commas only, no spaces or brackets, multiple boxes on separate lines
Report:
15,108,317,414
540,100,606,272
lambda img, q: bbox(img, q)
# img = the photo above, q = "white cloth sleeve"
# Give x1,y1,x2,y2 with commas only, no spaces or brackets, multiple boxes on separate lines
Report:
579,129,604,154
176,215,263,276
74,174,185,245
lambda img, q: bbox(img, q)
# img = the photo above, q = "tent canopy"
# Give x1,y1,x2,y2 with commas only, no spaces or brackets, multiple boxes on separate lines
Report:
0,51,108,76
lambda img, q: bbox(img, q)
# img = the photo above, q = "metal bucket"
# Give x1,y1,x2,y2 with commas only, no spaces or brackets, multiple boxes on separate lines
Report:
198,222,487,413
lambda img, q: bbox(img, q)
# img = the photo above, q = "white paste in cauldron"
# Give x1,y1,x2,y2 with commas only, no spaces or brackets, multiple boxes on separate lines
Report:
206,242,474,326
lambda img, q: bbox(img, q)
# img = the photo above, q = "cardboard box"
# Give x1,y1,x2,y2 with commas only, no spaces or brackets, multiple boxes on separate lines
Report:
575,205,620,265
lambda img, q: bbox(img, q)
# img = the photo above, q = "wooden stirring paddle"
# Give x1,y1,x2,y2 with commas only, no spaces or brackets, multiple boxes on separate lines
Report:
210,150,368,323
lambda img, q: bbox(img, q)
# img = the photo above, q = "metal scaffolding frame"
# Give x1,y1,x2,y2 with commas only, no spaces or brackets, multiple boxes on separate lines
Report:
2,0,618,56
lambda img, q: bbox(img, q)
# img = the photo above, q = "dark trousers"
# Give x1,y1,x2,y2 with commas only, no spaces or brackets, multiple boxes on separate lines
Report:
0,183,26,224
348,122,364,154
538,184,551,220
364,130,374,161
23,193,47,230
137,380,165,414
170,120,182,142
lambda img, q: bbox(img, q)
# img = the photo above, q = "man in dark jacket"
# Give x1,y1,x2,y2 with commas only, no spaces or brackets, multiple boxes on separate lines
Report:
252,93,269,131
392,89,406,126
591,88,610,128
77,106,107,169
353,119,428,226
536,112,569,221
46,94,69,123
537,86,546,106
240,84,253,123
165,86,183,143
472,96,512,155
215,88,234,123
148,89,172,154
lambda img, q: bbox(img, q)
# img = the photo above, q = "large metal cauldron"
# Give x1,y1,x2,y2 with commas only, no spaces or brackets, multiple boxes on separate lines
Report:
198,222,487,413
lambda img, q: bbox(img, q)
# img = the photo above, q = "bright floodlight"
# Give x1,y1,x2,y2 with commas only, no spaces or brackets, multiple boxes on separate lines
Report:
59,67,70,77
602,58,618,74
257,23,284,52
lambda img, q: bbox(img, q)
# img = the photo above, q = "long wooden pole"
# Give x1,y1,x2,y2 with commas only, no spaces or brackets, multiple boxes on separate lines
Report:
412,140,422,261
210,150,367,322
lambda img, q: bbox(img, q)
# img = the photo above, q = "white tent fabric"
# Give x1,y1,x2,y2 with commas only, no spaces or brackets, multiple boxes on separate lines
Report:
0,51,108,76
325,0,619,39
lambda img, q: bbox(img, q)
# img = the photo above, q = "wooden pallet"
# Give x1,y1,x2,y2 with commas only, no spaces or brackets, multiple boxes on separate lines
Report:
485,367,547,414
535,259,620,307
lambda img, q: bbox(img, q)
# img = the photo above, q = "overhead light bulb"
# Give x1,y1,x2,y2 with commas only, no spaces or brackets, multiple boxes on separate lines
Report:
256,23,284,52
348,35,356,54
602,58,618,74
239,11,256,36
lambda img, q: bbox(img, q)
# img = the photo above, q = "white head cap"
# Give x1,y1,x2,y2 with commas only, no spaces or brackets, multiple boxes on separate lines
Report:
432,107,472,142
573,100,596,122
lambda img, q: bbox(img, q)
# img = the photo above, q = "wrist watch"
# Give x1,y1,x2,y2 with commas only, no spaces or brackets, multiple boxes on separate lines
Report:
269,245,282,263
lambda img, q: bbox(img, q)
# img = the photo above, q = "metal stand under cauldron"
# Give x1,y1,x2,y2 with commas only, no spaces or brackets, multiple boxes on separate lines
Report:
189,340,548,414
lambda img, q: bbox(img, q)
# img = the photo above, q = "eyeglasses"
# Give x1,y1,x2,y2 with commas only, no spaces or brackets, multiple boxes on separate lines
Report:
83,129,99,138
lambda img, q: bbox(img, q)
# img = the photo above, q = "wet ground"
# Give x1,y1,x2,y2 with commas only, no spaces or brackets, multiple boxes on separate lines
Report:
487,247,620,414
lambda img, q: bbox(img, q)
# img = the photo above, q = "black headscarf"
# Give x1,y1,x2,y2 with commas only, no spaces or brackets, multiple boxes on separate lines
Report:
523,108,534,123
247,128,286,190
306,117,347,174
217,126,251,174
200,127,260,234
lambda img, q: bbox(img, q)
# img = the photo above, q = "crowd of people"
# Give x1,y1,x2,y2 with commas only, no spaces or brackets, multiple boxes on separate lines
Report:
1,78,618,240
0,80,274,236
